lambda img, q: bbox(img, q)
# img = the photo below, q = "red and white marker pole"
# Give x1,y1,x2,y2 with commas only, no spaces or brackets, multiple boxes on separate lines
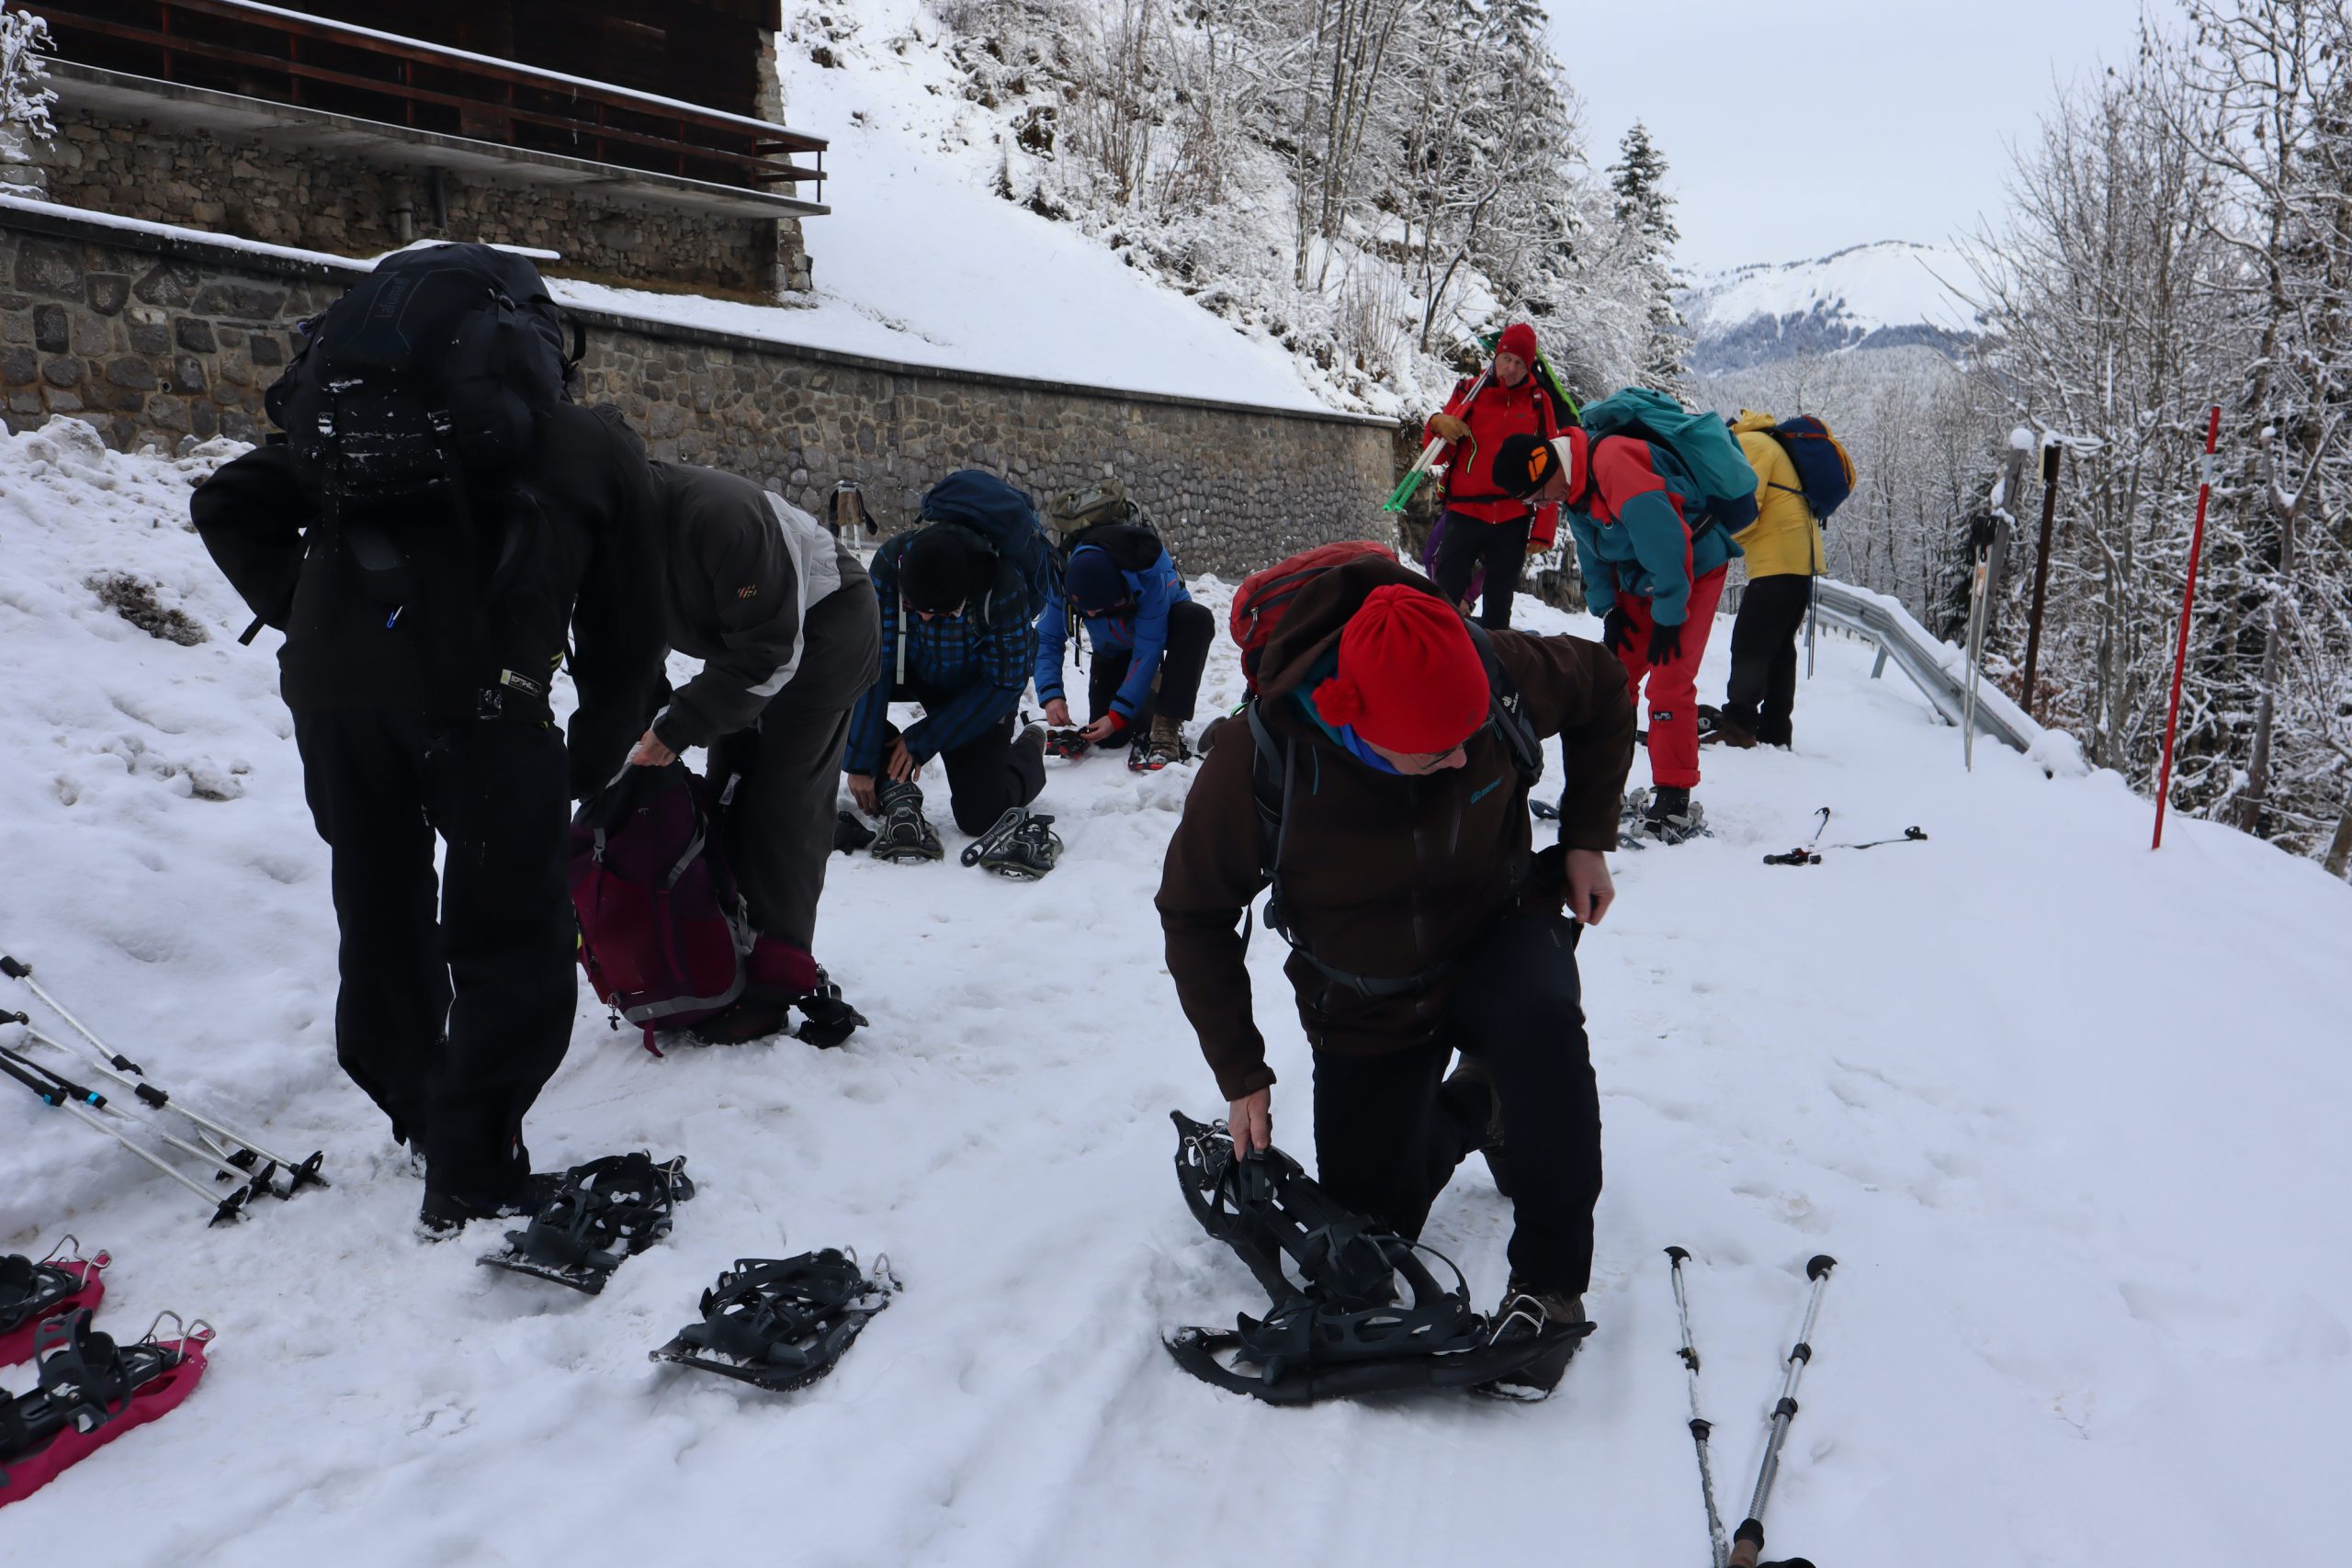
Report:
2153,405,2222,850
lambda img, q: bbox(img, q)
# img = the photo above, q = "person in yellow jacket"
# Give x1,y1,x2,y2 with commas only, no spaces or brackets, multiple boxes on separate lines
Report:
1717,412,1826,748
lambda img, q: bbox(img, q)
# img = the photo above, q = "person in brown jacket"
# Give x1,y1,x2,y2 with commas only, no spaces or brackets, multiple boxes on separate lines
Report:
1156,558,1634,1393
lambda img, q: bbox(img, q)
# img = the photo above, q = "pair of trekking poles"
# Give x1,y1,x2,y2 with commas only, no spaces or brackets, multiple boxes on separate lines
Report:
1667,1248,1836,1568
1,955,326,1224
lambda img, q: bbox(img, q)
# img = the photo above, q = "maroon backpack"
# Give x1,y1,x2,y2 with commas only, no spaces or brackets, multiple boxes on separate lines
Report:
570,763,750,1052
1229,540,1397,695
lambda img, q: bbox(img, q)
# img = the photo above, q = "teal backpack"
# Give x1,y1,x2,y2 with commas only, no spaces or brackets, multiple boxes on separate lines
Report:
1579,388,1760,536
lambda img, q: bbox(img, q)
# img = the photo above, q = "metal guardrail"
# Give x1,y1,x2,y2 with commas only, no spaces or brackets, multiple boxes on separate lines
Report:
1807,578,2037,755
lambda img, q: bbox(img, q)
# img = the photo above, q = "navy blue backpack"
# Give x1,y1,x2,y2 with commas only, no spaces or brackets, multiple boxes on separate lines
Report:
1763,416,1858,523
917,470,1058,621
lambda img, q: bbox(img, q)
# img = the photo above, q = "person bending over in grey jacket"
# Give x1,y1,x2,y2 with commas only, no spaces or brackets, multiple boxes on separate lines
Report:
619,444,882,1046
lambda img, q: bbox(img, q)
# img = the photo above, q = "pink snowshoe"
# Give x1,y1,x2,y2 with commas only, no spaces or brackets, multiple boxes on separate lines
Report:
0,1241,108,1368
0,1310,213,1507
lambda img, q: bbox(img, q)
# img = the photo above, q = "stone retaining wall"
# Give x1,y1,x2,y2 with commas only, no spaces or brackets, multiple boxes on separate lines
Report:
1,206,1398,581
26,103,808,298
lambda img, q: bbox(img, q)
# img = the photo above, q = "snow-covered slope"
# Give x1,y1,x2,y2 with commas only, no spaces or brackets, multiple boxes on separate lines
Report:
1680,242,1980,371
4,422,2348,1566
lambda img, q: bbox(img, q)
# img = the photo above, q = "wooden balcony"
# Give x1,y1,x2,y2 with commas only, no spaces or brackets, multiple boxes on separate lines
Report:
33,0,827,213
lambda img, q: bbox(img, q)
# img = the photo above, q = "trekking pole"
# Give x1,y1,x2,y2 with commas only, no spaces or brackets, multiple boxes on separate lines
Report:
1728,1256,1837,1568
4,1031,277,1197
0,1046,248,1225
1666,1247,1730,1568
1,955,325,1192
2153,407,2222,851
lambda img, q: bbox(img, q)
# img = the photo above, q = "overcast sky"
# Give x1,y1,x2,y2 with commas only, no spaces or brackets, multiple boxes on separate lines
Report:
1551,0,2156,274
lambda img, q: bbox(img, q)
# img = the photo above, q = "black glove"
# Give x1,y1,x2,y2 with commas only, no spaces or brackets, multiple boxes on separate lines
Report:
1646,619,1683,666
1600,606,1635,655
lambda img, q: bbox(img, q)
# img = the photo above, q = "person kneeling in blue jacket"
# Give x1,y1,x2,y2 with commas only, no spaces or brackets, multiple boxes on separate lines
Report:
1036,523,1215,772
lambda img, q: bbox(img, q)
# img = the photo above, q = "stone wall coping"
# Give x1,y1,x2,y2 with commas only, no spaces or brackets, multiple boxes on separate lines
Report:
1,197,1399,432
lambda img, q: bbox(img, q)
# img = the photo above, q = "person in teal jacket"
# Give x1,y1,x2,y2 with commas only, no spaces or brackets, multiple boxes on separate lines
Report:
1491,428,1739,839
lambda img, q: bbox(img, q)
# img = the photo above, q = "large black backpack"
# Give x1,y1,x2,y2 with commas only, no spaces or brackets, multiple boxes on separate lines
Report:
267,243,575,505
917,470,1059,625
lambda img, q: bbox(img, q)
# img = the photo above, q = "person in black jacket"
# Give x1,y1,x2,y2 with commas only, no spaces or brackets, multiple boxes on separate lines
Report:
620,457,880,1046
192,400,667,1234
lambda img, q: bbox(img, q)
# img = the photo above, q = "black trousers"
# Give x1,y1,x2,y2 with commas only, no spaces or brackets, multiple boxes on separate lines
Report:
292,710,574,1197
885,680,1045,836
1310,912,1603,1295
1723,573,1813,746
1084,600,1216,728
710,705,854,953
1430,509,1534,629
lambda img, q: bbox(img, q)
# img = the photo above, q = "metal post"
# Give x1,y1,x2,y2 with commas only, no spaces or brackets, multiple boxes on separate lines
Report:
2020,441,2062,716
2154,407,2223,850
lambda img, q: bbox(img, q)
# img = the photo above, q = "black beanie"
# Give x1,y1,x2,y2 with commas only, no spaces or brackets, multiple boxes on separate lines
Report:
901,525,988,613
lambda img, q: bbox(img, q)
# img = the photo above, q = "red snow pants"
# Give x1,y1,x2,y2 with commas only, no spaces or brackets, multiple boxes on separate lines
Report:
1611,565,1727,791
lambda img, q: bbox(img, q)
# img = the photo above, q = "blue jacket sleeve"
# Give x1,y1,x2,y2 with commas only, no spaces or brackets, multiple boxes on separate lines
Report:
1566,513,1615,621
1109,560,1178,719
1620,490,1696,624
843,546,900,775
1033,579,1069,704
902,576,1035,761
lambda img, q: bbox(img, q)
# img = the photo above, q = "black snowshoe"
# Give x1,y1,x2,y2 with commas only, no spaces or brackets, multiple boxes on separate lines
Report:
791,968,868,1049
959,807,1064,881
1044,728,1092,761
832,810,876,855
478,1153,694,1295
1163,1111,1584,1405
1620,785,1710,849
650,1249,899,1393
869,781,944,865
0,1239,107,1367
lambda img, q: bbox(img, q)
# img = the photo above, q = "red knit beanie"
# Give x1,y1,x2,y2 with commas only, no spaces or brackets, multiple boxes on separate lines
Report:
1497,321,1539,364
1313,585,1490,754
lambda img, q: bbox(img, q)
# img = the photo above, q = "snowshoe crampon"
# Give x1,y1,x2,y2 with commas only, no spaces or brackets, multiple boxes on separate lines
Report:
650,1248,899,1393
478,1153,694,1295
960,808,1063,881
0,1309,212,1507
869,782,944,864
1164,1111,1572,1404
0,1239,108,1368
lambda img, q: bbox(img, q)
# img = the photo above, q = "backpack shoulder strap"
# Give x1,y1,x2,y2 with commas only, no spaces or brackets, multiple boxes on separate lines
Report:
1463,622,1545,786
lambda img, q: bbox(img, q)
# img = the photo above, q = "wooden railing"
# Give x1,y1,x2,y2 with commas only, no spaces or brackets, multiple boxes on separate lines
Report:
35,0,825,198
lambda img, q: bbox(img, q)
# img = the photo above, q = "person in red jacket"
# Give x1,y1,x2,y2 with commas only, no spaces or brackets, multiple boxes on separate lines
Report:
1424,321,1561,629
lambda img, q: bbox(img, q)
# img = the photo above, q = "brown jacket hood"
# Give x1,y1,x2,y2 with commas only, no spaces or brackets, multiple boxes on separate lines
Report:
1157,557,1634,1100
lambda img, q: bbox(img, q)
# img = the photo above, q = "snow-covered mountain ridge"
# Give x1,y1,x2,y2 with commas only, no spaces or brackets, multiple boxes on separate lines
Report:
1679,241,1981,371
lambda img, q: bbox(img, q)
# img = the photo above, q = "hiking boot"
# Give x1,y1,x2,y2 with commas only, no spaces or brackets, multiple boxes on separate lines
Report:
1642,786,1707,844
1482,1280,1592,1399
1014,722,1049,771
1444,1055,1510,1198
871,779,944,863
687,998,790,1046
1709,713,1759,749
1131,714,1189,773
791,967,868,1049
418,1170,563,1241
961,806,1064,880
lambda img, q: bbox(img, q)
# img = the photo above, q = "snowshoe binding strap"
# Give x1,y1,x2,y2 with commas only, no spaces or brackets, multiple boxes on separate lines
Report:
0,1239,108,1366
1044,728,1091,761
961,809,1063,880
650,1249,899,1393
0,1311,213,1504
1167,1112,1556,1404
479,1154,694,1295
870,784,944,864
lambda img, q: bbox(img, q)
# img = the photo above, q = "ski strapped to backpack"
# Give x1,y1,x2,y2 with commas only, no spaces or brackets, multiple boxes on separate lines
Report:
1579,388,1760,537
650,1249,899,1393
1242,620,1545,1000
0,1241,108,1368
478,1153,694,1295
0,1308,214,1508
1163,1112,1584,1404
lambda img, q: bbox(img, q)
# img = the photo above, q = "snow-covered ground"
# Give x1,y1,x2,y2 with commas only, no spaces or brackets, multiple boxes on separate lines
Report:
3,420,2348,1565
